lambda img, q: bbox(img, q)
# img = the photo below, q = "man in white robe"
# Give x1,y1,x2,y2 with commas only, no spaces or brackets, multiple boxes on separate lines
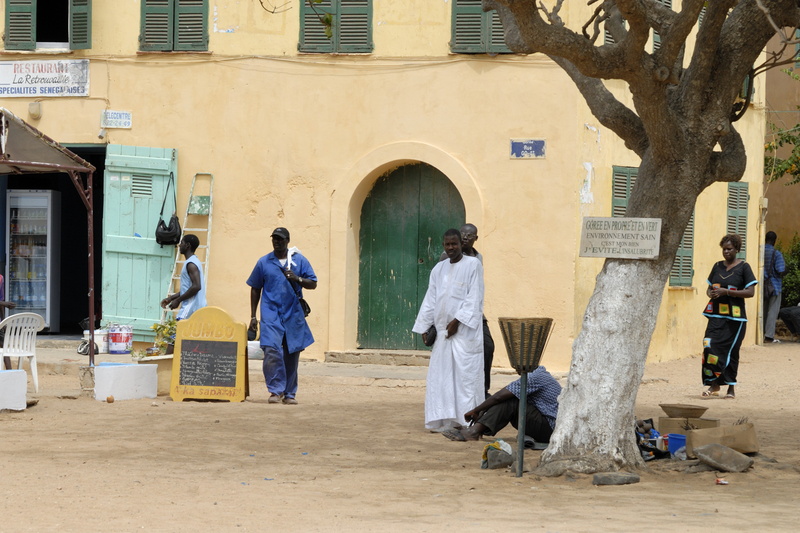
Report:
413,228,485,431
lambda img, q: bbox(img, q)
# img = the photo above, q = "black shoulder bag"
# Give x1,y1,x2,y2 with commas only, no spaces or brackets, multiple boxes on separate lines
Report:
291,279,311,317
155,172,181,247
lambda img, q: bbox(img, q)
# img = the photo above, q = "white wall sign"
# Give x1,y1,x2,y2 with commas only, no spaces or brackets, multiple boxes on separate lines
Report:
101,110,132,129
580,217,662,259
0,59,89,97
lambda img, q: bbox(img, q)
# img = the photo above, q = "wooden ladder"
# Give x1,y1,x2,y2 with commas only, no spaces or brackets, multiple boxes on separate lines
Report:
160,173,213,324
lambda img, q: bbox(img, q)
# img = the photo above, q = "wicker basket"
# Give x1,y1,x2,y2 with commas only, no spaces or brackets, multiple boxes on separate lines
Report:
498,317,554,373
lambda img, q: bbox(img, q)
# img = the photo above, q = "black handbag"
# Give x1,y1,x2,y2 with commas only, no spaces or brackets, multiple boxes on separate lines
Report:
299,298,311,317
423,325,437,346
290,277,311,317
155,172,181,246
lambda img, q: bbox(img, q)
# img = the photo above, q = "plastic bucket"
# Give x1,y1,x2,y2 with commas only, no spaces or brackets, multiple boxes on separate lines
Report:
108,325,133,354
667,433,687,455
83,329,108,354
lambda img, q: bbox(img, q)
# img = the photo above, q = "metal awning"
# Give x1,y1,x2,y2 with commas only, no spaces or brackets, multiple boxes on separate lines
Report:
1,108,95,175
0,107,99,364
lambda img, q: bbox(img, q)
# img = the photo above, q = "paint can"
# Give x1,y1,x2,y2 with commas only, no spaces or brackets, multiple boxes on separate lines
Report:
108,324,133,354
82,329,108,354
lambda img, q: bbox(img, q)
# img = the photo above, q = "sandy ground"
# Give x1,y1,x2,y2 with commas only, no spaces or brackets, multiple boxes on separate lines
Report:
2,341,800,532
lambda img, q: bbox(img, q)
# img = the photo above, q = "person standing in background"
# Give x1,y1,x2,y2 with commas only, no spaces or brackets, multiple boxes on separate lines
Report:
763,231,786,343
701,234,757,400
415,229,485,431
440,223,495,398
161,234,207,320
247,227,317,405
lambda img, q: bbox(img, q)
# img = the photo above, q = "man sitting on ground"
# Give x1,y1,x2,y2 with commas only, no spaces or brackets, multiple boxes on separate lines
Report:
442,365,561,443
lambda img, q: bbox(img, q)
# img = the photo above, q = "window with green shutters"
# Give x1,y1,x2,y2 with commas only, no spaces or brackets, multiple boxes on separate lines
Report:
139,0,208,52
726,182,749,259
669,212,694,286
612,166,694,286
4,0,91,51
611,166,637,218
299,0,372,54
451,0,512,54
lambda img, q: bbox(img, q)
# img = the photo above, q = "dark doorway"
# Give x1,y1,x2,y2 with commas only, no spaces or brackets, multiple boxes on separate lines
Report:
5,146,105,334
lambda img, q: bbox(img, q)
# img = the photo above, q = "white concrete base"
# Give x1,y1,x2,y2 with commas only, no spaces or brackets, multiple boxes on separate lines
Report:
0,370,27,410
135,355,173,396
94,363,157,401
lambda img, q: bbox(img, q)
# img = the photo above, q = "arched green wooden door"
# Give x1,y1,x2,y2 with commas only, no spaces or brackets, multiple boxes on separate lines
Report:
358,163,466,349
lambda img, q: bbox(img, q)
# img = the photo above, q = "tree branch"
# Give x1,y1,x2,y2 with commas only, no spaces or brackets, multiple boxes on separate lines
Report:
549,55,648,156
704,127,747,189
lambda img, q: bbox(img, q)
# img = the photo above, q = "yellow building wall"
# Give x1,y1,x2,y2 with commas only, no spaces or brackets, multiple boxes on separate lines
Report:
0,2,766,372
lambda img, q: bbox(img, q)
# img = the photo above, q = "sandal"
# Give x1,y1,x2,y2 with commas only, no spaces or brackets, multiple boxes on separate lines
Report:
724,393,735,400
702,388,719,398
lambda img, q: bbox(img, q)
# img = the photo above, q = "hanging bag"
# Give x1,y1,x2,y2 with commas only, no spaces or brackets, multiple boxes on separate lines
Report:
155,172,181,246
292,281,311,317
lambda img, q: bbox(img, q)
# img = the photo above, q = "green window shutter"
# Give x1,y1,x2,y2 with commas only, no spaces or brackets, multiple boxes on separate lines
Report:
795,29,800,68
653,0,669,53
451,0,484,53
174,0,207,51
338,0,372,53
612,166,637,217
140,0,173,51
487,10,511,53
604,25,614,45
669,212,694,286
69,0,91,50
726,182,749,259
4,0,36,51
299,0,336,53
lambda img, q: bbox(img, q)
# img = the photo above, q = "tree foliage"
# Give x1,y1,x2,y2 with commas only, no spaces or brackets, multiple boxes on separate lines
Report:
778,234,800,307
765,70,800,185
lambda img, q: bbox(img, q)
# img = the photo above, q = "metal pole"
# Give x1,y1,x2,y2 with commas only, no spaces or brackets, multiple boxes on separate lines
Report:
516,370,528,477
85,170,95,367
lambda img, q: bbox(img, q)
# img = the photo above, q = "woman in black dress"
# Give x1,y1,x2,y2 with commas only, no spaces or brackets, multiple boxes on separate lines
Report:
701,234,757,399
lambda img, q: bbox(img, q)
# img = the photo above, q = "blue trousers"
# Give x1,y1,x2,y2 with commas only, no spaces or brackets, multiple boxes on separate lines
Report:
262,337,300,399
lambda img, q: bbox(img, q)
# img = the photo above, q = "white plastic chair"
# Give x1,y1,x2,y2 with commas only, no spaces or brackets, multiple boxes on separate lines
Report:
0,312,45,393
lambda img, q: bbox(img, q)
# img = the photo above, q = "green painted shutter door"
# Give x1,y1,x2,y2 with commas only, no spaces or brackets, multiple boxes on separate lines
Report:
612,166,637,217
451,0,484,53
669,212,694,286
69,0,91,50
299,0,335,53
174,0,207,51
358,163,465,349
103,145,178,340
487,10,511,53
338,0,372,53
140,0,173,51
726,182,749,259
4,0,36,51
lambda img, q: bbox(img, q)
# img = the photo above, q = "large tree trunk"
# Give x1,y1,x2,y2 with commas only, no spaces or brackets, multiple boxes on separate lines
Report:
538,260,669,474
539,157,697,474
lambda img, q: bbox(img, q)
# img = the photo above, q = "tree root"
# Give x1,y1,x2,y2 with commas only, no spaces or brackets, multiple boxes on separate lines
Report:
535,455,644,477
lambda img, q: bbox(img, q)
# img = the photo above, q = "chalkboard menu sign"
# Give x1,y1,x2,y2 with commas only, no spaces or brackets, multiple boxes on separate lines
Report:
170,307,249,402
179,340,237,387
